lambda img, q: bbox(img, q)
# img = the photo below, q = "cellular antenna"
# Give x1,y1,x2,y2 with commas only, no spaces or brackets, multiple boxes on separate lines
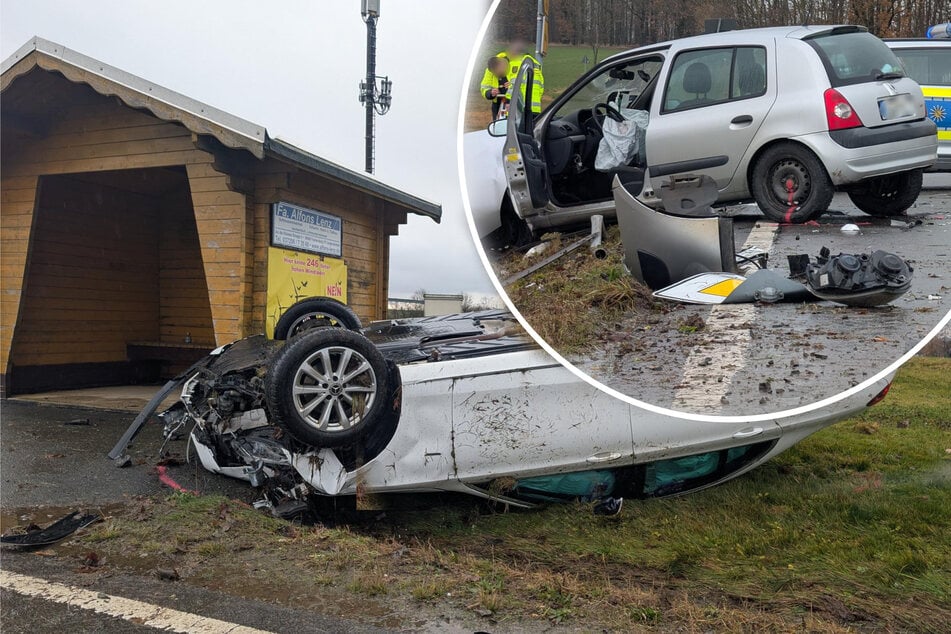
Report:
359,0,392,174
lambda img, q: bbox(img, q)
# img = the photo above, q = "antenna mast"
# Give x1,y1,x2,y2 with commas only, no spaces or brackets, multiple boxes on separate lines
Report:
359,0,392,174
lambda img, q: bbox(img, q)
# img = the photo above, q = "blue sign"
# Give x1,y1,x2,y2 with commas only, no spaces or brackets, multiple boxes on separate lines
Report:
271,201,343,258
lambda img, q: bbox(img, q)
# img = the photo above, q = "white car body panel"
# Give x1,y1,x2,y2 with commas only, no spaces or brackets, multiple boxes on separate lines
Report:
254,348,890,497
463,130,507,238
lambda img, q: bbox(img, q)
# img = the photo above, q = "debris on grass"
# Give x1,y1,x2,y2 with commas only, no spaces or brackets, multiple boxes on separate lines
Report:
499,226,655,353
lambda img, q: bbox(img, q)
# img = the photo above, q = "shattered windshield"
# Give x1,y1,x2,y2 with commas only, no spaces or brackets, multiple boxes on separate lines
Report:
553,55,664,117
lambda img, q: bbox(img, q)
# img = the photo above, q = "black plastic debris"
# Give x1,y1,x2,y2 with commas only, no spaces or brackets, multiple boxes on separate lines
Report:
804,248,913,307
593,497,624,516
1,511,100,548
787,254,811,279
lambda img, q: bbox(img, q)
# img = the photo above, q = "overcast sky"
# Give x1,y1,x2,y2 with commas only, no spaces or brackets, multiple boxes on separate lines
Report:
0,0,497,299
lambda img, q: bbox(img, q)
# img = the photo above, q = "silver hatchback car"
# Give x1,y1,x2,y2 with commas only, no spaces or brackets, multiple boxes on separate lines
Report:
490,25,938,235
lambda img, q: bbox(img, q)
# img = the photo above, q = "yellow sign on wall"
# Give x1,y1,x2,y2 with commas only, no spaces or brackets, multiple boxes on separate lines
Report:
266,247,347,338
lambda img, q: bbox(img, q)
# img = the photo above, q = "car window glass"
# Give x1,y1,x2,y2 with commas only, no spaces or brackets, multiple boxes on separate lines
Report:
641,440,773,497
808,31,904,87
892,48,951,86
511,63,528,132
663,48,732,111
732,47,767,97
552,56,663,120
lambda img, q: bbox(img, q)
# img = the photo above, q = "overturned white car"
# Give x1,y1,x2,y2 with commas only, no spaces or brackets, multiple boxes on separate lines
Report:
110,308,893,515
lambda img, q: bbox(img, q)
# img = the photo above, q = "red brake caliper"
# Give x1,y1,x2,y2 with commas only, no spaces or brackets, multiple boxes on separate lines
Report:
783,177,796,224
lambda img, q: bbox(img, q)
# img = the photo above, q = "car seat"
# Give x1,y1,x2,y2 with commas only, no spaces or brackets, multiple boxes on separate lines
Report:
737,63,765,96
676,62,711,109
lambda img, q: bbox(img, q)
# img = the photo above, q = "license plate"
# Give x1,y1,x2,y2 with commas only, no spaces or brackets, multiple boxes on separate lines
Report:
878,93,916,120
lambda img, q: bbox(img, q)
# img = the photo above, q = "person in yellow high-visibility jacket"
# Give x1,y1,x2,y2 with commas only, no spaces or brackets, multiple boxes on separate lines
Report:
481,56,511,119
505,53,544,115
479,40,544,117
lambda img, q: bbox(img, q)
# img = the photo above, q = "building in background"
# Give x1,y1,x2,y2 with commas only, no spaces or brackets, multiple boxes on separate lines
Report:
423,293,465,316
0,38,440,395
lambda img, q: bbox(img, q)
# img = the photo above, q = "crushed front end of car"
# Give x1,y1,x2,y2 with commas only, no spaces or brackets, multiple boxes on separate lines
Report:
109,312,536,518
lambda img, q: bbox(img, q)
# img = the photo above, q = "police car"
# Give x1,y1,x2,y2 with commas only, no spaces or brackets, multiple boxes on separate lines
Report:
888,24,951,172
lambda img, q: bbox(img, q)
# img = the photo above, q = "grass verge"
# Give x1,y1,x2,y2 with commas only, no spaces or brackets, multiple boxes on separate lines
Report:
498,226,658,353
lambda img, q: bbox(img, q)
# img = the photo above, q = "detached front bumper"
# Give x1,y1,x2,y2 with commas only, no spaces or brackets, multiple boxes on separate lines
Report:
795,121,938,185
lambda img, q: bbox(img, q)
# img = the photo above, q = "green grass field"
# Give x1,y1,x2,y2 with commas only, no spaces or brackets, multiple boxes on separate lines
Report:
72,356,951,631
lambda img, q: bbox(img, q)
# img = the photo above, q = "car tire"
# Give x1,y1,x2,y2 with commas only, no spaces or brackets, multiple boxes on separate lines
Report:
265,328,390,449
750,143,835,223
500,196,535,247
846,169,923,217
273,298,362,340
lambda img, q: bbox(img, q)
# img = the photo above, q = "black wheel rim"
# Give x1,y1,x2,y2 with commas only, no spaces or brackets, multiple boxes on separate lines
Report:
289,312,343,336
768,159,812,207
867,175,902,200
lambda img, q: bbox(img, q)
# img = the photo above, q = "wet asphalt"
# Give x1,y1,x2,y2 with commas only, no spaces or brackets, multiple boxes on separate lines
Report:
0,399,251,511
571,176,951,415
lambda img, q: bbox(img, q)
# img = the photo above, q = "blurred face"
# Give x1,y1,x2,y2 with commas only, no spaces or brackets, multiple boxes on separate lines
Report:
490,59,507,76
509,39,527,56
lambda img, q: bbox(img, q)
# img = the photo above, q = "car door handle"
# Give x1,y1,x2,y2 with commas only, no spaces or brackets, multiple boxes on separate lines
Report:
586,451,623,463
732,427,764,439
730,115,754,125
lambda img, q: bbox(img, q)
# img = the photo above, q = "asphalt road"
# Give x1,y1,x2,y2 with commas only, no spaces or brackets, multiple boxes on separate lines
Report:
571,177,950,415
0,400,251,510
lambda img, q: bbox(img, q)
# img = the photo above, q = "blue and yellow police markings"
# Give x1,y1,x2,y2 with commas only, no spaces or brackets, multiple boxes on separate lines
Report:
922,86,951,141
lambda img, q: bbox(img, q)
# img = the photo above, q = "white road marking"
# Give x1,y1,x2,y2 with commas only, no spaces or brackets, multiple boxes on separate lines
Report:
671,222,780,412
0,569,274,633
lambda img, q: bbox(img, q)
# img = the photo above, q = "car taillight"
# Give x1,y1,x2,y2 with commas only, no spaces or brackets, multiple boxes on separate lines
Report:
866,382,892,407
824,88,863,130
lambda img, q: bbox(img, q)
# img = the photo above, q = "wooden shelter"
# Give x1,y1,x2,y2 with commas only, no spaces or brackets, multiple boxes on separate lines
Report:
0,37,441,395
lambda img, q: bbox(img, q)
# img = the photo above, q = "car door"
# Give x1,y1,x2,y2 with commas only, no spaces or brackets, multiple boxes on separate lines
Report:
646,44,777,195
450,351,635,482
632,414,782,467
503,57,551,218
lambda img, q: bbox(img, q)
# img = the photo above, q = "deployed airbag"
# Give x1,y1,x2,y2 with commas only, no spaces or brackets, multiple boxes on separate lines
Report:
595,109,649,171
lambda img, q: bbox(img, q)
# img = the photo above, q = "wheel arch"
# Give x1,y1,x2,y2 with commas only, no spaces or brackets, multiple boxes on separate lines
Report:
745,137,834,195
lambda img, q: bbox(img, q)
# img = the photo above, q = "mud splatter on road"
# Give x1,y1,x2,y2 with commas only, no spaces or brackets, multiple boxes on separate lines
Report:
570,186,950,415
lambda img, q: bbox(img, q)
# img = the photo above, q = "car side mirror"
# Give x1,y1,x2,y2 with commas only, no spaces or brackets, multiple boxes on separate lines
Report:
487,119,508,137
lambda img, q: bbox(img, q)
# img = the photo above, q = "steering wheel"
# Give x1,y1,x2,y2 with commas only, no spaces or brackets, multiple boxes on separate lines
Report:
590,102,624,133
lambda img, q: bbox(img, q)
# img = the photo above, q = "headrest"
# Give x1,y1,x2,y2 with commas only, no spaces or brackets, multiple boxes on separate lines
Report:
683,62,711,94
737,64,765,96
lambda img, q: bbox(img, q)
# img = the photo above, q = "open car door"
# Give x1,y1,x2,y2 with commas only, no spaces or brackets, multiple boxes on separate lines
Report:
503,57,550,217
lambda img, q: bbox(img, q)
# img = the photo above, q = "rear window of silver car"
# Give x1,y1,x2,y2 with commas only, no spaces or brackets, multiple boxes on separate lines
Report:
891,47,951,86
807,31,905,87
